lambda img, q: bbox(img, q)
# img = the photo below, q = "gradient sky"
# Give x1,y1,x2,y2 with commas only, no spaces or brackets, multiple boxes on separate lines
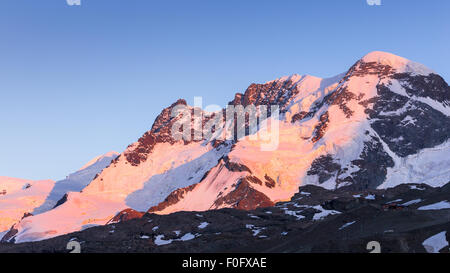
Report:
0,0,449,181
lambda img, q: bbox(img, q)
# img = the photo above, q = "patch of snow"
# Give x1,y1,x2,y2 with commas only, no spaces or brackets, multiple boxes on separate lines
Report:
284,210,305,220
401,115,416,126
418,201,450,210
401,199,422,206
423,231,448,253
386,199,403,204
198,222,209,229
339,221,356,230
81,224,100,230
410,185,426,191
365,194,376,200
245,224,265,237
312,205,341,221
154,235,173,246
179,233,198,241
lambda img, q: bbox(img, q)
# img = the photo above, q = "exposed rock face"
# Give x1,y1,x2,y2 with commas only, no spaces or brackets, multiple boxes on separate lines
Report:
367,82,450,157
264,175,276,188
311,111,329,143
291,111,308,123
212,177,274,210
229,76,301,111
223,156,252,173
148,174,274,214
124,99,188,166
307,155,342,184
346,136,395,190
392,73,450,106
1,227,18,243
21,213,33,220
147,184,198,213
52,193,68,209
345,60,395,79
107,209,144,224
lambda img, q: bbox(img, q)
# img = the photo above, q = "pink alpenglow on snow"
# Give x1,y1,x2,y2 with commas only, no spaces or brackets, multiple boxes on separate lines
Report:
0,177,55,233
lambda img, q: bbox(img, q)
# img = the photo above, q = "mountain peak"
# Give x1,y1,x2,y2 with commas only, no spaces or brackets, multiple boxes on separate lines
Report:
266,74,321,85
79,151,119,171
360,51,434,75
361,51,409,64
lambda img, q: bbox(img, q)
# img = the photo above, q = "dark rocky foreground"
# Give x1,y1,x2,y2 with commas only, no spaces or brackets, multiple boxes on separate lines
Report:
1,183,450,253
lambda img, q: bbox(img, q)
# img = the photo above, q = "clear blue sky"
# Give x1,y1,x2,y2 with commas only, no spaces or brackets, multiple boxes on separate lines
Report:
0,0,449,181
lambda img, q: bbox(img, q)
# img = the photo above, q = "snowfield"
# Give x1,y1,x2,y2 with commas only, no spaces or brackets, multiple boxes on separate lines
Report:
0,177,55,233
422,231,448,253
10,142,228,243
418,201,450,211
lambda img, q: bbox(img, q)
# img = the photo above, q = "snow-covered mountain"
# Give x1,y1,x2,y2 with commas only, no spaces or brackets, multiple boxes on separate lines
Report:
150,52,449,215
0,151,118,240
3,51,449,243
0,177,55,238
32,151,120,214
